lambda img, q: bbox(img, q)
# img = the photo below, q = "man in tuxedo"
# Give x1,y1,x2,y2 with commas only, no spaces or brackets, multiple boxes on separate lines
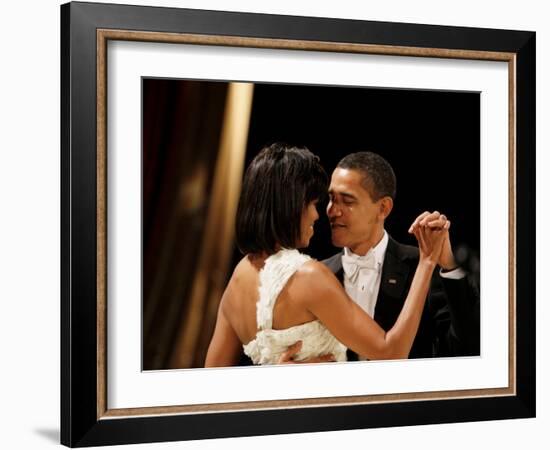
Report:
315,151,480,360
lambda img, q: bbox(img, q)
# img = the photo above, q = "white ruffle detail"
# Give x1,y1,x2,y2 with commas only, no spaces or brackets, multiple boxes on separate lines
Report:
256,249,311,330
243,321,347,364
243,249,348,365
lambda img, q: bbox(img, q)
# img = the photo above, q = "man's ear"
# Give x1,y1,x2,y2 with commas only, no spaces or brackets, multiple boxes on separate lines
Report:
379,196,393,220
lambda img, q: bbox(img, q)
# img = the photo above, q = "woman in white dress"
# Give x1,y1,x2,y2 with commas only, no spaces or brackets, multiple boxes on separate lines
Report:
205,143,449,366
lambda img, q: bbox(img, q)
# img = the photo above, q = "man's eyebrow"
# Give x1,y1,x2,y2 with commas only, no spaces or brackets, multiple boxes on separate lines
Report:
328,190,357,200
341,193,357,200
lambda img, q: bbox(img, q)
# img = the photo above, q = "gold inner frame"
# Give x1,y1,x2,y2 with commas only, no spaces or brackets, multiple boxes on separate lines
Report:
96,29,517,419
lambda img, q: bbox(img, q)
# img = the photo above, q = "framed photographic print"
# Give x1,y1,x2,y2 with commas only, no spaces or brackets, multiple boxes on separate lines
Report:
61,1,535,447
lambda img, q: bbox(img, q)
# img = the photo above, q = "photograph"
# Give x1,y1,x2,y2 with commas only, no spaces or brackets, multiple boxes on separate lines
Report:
141,78,481,371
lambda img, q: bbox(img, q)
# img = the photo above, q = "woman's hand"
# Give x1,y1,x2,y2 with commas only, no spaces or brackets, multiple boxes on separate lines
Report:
409,211,457,270
277,341,336,364
408,213,450,267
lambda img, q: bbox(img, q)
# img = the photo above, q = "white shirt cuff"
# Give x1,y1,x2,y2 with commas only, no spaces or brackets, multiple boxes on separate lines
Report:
439,267,466,280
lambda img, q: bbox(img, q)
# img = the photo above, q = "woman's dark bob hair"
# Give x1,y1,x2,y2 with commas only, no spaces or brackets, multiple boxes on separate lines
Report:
235,143,328,255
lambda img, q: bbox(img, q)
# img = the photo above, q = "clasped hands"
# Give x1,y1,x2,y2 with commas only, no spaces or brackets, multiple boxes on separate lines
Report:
408,210,457,271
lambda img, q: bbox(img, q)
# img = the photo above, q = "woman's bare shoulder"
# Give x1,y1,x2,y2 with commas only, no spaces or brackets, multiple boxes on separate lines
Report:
285,259,344,310
220,256,249,299
298,259,337,277
229,254,257,280
221,255,260,305
293,259,340,290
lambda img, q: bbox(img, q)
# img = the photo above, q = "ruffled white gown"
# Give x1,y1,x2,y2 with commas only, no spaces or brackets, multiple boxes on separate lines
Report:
243,249,347,364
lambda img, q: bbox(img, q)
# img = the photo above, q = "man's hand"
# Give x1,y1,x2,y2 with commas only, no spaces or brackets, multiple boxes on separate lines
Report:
409,211,458,271
277,341,336,364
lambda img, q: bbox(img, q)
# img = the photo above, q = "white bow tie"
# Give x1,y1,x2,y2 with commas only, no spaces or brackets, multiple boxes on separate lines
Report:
342,251,379,283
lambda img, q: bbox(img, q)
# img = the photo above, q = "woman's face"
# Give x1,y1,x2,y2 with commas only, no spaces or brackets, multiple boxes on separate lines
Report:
298,200,320,248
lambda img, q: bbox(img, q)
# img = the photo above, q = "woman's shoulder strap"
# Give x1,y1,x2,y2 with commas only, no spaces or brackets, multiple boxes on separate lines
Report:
256,249,311,330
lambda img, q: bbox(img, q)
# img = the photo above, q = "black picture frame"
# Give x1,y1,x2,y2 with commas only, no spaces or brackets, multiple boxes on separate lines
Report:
61,1,535,447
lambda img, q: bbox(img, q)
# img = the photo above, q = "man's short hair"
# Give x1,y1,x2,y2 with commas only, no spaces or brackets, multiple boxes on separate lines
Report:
337,152,396,201
235,143,328,255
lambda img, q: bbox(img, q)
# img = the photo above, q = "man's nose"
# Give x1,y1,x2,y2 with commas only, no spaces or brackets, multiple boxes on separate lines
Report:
327,202,341,217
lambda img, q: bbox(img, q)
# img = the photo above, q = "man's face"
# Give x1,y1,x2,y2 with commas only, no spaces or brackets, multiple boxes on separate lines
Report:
327,168,386,255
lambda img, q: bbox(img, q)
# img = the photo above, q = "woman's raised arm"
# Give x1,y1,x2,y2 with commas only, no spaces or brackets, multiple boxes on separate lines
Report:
296,223,448,360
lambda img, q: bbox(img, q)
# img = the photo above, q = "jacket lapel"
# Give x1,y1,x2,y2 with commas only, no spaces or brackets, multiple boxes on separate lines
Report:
323,250,345,283
374,237,411,331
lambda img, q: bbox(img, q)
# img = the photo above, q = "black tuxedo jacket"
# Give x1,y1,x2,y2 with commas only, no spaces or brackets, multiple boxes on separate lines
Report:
323,236,480,359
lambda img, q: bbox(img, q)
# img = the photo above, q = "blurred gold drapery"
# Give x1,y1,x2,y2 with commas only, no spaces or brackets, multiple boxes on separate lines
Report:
142,79,253,369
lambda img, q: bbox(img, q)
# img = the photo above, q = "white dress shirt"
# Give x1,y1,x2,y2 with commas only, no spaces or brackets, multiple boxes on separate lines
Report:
342,231,389,318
